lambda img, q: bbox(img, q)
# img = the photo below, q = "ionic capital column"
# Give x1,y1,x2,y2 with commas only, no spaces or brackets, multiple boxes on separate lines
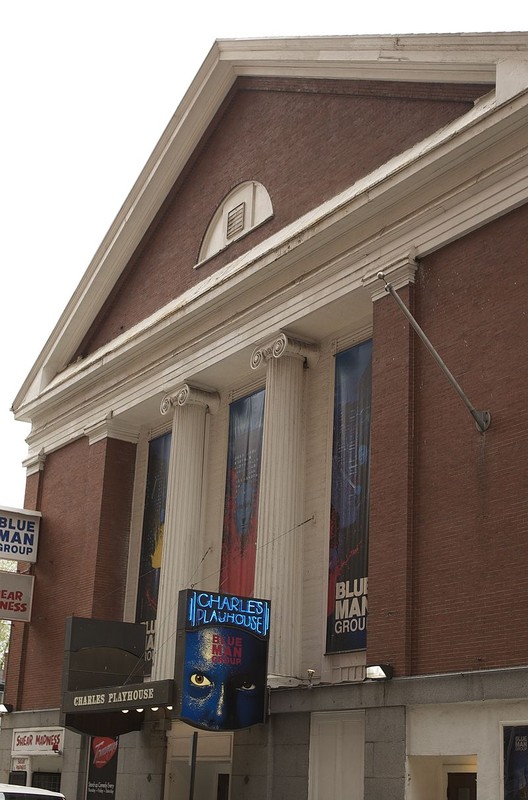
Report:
159,383,220,416
251,331,319,370
152,383,219,681
250,333,318,685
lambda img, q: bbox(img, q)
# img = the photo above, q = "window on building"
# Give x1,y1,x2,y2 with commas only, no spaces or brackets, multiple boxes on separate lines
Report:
7,773,26,786
31,774,61,793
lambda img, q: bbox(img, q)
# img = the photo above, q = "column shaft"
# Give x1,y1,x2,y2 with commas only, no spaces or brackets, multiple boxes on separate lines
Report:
152,385,218,680
252,334,317,682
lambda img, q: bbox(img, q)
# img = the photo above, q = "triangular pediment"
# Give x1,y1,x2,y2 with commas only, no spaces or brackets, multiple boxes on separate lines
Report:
13,33,528,421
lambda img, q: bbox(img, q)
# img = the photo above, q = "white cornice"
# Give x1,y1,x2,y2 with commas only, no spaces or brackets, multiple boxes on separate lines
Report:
14,83,528,456
216,33,525,82
13,33,528,415
20,153,528,460
22,450,46,477
84,416,141,445
363,254,418,301
12,35,528,458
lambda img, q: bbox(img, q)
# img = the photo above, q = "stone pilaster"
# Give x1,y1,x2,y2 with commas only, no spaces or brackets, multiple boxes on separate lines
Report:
152,383,219,681
250,333,318,684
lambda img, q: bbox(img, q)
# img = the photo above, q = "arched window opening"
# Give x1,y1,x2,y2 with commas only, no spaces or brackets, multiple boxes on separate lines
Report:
197,181,273,265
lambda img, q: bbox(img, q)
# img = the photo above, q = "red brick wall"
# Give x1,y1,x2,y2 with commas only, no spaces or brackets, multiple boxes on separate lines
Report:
5,436,136,710
79,77,486,356
367,202,528,676
368,284,415,674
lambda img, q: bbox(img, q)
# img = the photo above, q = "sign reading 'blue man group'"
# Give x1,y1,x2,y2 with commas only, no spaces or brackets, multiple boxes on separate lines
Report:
175,589,270,732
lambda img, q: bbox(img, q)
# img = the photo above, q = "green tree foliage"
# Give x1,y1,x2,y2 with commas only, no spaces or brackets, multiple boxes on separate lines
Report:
0,561,16,670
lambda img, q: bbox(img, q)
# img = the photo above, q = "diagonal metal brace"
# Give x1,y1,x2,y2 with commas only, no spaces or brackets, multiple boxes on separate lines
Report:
377,271,491,433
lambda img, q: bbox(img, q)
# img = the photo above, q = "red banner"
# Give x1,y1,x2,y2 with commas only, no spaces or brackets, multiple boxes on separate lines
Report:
220,390,265,596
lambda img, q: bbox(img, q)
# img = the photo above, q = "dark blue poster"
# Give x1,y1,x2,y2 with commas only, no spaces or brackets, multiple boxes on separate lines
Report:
326,340,372,653
504,726,528,799
220,390,265,597
175,589,270,731
135,432,171,674
86,737,118,800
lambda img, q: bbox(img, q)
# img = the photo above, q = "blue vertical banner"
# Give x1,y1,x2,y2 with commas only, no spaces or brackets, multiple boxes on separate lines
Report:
220,390,265,597
326,340,372,653
504,725,528,800
135,432,171,674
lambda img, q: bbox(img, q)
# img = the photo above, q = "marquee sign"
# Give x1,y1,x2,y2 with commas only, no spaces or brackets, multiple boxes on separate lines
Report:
62,680,173,714
0,507,41,563
175,589,270,732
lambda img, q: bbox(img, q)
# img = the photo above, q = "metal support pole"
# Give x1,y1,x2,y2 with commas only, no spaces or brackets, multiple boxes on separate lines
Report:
377,272,491,433
188,731,198,800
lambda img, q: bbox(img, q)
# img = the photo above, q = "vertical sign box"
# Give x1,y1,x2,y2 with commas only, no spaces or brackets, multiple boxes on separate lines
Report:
175,589,270,732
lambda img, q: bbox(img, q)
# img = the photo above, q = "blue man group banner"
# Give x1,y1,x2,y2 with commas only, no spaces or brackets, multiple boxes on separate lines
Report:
326,340,372,653
175,589,270,731
0,507,41,563
135,432,171,674
220,390,265,597
504,725,528,800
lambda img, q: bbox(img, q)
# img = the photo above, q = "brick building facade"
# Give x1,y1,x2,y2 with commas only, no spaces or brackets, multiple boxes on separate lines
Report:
2,33,528,800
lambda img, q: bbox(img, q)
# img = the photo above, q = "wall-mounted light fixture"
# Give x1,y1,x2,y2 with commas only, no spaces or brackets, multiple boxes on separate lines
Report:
365,664,393,681
0,704,13,714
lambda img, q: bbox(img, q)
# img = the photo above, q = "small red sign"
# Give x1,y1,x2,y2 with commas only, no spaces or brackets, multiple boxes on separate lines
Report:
92,737,118,769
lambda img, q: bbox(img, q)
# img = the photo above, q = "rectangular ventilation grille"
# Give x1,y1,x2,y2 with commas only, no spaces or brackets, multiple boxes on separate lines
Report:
226,202,245,239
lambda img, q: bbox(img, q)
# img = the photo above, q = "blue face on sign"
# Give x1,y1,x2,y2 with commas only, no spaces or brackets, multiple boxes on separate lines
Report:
180,626,267,731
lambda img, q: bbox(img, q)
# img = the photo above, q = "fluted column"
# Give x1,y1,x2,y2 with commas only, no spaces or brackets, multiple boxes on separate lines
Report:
251,332,318,684
152,383,219,681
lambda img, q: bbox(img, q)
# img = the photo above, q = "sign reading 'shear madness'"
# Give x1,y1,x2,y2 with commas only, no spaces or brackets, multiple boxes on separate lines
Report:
0,571,34,622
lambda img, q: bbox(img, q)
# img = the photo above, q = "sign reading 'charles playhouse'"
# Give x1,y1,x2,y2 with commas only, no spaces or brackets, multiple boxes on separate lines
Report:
175,589,270,732
61,680,174,714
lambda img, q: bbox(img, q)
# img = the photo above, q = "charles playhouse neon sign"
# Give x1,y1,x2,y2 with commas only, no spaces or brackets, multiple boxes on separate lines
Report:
186,590,270,637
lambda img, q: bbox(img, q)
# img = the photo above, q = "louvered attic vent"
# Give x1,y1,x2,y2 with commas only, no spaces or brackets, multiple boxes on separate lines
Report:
197,181,274,266
226,202,245,239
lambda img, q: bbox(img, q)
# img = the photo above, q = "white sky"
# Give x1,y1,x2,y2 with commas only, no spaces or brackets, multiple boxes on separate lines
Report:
1,1,526,510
